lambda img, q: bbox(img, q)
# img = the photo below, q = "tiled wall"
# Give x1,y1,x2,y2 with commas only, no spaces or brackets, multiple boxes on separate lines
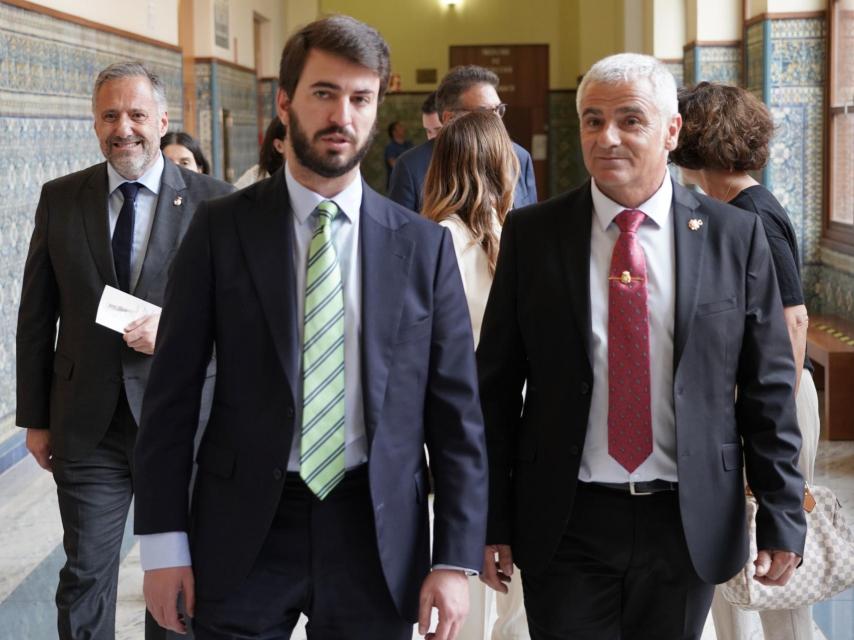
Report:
683,44,741,86
0,1,183,443
745,16,854,320
194,61,257,182
548,90,585,196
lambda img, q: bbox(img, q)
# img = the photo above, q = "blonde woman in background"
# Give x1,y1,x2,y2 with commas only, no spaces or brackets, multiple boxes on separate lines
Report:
423,110,526,640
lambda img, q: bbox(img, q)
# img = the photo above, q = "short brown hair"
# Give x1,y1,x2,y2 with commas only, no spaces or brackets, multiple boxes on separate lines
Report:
278,15,390,102
422,111,520,276
671,81,774,172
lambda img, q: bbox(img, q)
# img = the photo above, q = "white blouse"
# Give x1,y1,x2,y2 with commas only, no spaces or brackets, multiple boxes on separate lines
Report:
439,213,500,347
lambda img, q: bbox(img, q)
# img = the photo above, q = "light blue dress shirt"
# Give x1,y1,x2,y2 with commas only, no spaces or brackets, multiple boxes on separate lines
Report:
140,165,368,571
106,153,164,291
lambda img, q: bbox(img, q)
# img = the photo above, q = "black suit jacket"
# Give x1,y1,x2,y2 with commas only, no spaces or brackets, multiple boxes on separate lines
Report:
133,170,488,620
477,179,807,584
16,159,234,460
388,138,538,212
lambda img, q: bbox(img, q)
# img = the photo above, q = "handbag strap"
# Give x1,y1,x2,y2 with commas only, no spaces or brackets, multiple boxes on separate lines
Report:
745,484,816,513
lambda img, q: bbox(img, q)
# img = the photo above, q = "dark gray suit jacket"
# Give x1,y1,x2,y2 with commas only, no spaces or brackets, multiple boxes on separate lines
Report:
477,179,807,585
16,158,234,460
388,138,538,213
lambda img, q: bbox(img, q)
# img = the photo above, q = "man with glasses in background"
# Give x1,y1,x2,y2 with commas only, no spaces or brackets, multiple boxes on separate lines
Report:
389,65,537,212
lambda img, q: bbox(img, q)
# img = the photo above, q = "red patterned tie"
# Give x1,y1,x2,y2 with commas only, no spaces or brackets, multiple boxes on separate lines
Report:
608,209,653,472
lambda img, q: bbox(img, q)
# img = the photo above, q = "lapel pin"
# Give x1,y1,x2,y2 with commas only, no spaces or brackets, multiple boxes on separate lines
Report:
173,196,183,206
688,218,703,231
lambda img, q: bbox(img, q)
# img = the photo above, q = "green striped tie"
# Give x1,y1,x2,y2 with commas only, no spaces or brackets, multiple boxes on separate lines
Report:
300,200,346,499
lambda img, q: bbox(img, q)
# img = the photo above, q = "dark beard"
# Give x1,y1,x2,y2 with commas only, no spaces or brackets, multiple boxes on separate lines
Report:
288,107,376,178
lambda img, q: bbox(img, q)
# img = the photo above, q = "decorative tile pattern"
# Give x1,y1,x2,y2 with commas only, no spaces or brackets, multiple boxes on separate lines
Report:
0,1,183,436
194,61,256,182
683,45,696,88
259,79,278,123
747,18,842,320
662,60,684,87
746,22,765,98
548,91,585,196
696,46,741,85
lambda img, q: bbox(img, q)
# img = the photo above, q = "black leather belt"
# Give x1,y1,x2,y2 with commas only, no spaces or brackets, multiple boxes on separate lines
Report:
585,479,678,496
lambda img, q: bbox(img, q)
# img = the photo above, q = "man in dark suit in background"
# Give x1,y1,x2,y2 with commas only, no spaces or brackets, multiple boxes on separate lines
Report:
16,62,233,640
477,53,806,639
135,15,488,640
389,65,537,212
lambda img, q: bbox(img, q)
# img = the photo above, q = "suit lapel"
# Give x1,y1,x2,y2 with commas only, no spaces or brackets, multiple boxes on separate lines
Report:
80,163,118,288
672,180,707,370
134,160,188,298
360,184,413,443
235,170,300,391
557,183,594,367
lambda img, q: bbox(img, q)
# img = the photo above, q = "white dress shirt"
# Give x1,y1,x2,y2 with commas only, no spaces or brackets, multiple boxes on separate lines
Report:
139,164,367,571
578,174,678,484
106,153,163,292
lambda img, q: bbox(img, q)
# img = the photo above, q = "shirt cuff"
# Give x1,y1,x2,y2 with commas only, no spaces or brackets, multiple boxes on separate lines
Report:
139,532,192,571
432,564,479,577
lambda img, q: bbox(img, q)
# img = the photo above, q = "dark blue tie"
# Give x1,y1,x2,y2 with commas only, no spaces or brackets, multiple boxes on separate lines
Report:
113,182,140,292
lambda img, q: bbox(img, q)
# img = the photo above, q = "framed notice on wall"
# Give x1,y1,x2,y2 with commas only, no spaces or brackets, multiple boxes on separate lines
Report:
214,0,229,49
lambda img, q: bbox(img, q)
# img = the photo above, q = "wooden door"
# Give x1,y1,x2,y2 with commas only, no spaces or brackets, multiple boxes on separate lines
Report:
450,44,549,200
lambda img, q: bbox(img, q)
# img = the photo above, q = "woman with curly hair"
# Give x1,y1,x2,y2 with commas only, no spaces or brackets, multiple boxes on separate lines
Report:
422,110,526,640
671,81,819,640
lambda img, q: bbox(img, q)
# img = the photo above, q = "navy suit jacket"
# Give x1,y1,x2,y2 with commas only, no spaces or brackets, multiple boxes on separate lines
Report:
388,138,538,213
134,169,489,620
477,179,806,585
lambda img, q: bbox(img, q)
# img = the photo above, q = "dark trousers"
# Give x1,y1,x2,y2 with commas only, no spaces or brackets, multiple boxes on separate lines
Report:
52,390,185,640
52,390,138,640
193,466,412,640
522,482,715,640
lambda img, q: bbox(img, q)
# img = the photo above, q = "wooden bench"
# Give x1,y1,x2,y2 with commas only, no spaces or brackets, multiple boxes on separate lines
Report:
807,314,854,440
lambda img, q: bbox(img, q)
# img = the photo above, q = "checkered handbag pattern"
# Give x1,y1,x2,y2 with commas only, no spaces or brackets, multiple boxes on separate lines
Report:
720,485,854,610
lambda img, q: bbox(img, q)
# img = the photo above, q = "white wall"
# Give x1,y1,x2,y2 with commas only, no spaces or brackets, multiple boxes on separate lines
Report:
696,0,741,41
192,0,288,72
25,0,179,45
651,0,685,58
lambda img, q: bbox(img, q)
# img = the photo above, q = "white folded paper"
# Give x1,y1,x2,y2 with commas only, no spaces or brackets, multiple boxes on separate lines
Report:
95,285,161,334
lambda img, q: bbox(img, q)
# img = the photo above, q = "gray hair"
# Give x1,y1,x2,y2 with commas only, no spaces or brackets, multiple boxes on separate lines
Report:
91,61,168,113
576,53,677,122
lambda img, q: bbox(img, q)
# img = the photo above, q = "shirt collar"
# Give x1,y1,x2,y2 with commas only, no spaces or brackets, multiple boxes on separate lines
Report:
107,152,164,197
284,162,362,226
591,171,673,232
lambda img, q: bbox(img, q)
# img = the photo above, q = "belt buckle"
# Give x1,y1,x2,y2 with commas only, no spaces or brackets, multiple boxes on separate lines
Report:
629,480,654,496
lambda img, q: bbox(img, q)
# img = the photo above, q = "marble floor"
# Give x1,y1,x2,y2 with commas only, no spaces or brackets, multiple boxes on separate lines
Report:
0,442,852,639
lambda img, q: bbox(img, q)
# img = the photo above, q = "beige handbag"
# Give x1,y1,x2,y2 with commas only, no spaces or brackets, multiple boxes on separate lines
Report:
720,484,854,610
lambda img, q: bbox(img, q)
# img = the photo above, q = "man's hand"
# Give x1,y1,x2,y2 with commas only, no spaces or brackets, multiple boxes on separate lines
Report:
753,549,801,586
124,313,160,355
418,568,469,640
26,428,53,471
479,544,513,593
144,566,195,634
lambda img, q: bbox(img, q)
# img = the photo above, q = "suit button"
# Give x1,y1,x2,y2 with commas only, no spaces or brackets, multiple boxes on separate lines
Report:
272,468,283,481
569,445,580,456
579,382,590,395
676,386,684,396
286,407,295,419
